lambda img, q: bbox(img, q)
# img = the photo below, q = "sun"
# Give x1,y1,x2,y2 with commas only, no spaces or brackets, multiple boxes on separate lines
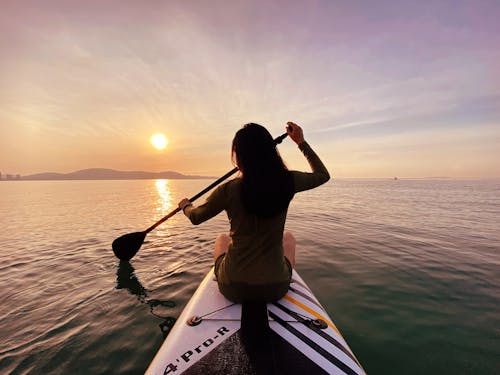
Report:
150,133,168,150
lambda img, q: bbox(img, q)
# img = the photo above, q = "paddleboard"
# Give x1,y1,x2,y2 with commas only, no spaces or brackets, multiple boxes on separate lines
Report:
146,268,365,374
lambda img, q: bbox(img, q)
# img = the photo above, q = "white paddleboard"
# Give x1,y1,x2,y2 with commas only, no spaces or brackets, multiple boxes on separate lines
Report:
146,268,365,375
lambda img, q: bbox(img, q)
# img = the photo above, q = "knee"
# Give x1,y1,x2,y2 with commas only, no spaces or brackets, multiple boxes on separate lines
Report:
215,233,231,253
283,231,296,268
283,231,296,245
216,233,231,245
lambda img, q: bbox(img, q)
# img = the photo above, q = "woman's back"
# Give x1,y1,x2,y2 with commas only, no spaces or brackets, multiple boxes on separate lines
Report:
218,178,289,285
180,122,330,302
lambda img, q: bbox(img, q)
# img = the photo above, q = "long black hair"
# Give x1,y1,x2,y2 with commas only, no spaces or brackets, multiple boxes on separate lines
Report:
232,123,294,218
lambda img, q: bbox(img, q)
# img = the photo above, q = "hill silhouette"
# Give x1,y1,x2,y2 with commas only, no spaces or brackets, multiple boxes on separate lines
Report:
21,168,213,180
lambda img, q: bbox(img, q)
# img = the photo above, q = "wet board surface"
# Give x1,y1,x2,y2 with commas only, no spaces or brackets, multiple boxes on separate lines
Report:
146,268,365,375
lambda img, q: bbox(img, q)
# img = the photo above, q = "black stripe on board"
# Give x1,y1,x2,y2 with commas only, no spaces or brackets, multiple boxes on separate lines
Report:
291,277,312,292
268,310,360,375
288,285,325,312
273,302,360,367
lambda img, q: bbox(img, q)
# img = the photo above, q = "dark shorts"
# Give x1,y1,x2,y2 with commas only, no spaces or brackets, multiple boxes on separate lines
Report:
214,254,292,303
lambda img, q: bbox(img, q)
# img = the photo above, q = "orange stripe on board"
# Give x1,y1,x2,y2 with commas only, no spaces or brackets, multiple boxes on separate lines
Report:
283,294,342,337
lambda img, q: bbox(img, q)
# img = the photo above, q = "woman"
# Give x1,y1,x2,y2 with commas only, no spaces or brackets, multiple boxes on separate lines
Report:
178,122,330,303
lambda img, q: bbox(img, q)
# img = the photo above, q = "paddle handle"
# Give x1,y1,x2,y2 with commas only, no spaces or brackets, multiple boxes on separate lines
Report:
144,131,288,234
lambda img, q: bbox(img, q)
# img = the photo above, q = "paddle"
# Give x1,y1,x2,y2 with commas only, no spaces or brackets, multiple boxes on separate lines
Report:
112,131,289,261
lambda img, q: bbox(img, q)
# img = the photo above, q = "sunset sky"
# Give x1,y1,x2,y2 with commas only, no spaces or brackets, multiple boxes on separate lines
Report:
1,0,499,178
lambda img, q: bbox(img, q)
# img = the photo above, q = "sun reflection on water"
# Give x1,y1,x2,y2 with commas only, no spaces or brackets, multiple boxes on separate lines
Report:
155,179,173,213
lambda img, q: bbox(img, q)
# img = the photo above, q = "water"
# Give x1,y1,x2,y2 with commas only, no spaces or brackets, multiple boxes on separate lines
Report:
0,179,499,374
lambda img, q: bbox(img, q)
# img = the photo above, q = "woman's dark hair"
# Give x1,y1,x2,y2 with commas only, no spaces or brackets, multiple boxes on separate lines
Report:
232,123,294,217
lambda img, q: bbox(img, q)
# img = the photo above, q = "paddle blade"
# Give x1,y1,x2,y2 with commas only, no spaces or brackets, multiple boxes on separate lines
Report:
112,231,147,261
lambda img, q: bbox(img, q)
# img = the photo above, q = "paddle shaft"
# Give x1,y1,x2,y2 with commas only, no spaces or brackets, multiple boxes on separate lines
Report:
144,131,289,234
144,168,236,233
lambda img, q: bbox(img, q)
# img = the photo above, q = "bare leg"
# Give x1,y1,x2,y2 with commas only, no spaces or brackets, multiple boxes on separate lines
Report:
283,231,296,268
214,233,231,262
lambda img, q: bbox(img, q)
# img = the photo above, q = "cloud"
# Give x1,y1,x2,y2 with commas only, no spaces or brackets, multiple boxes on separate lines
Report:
1,0,499,176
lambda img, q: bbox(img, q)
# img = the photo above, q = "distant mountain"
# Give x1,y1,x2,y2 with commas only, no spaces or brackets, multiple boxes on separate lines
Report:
21,168,213,180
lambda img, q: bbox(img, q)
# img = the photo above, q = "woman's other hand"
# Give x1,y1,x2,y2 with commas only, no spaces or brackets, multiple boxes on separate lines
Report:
178,198,192,211
286,122,305,145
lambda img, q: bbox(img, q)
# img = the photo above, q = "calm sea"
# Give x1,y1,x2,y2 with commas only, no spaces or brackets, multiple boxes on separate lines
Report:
0,179,499,374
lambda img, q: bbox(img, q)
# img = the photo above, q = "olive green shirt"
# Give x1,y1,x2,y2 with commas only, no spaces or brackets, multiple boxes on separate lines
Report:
184,141,330,288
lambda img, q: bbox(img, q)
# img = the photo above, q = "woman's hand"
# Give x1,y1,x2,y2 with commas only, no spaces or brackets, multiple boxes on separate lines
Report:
286,121,305,145
178,198,192,211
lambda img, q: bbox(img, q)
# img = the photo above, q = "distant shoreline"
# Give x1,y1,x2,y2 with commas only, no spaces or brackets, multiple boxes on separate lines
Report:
0,168,215,181
1,175,498,182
